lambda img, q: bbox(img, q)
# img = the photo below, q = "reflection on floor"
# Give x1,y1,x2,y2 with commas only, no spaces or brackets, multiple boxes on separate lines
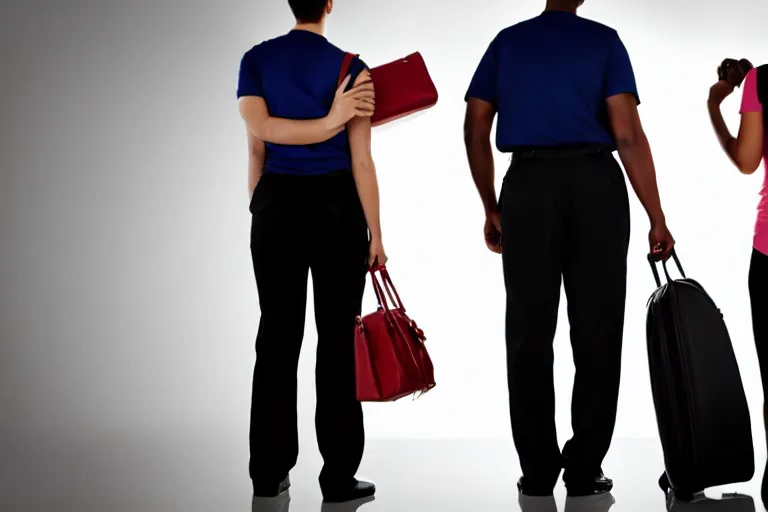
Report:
1,430,763,512
252,490,757,512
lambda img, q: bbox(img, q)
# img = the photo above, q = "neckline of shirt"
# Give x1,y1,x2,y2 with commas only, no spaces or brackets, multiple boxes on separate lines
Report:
289,29,327,40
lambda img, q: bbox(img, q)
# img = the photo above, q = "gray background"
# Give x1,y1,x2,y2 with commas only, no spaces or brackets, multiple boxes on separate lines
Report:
2,0,768,510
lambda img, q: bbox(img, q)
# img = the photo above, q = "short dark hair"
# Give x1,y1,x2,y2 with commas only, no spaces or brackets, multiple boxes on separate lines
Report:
288,0,327,23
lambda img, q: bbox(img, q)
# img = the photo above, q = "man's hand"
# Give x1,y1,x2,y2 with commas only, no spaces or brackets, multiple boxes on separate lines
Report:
649,222,675,261
327,71,375,130
484,211,502,254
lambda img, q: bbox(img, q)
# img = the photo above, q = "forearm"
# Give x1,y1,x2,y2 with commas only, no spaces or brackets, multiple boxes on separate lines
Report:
465,133,497,213
247,137,265,199
351,160,383,241
707,101,740,165
616,134,666,226
251,116,344,146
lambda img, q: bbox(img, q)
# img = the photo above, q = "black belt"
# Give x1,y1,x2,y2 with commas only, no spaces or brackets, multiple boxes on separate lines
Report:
510,146,613,160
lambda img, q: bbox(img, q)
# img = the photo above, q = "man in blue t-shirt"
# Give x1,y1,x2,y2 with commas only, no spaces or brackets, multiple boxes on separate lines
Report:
237,0,384,505
464,0,675,498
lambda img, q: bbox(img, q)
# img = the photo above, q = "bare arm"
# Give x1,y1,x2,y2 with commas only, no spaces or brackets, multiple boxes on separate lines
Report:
463,99,498,214
606,93,666,226
238,74,374,146
348,116,381,241
347,75,382,245
708,103,763,175
247,128,265,200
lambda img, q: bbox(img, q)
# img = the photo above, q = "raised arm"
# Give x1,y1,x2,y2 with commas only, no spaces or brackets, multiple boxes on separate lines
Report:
237,48,374,146
708,67,764,175
347,74,386,266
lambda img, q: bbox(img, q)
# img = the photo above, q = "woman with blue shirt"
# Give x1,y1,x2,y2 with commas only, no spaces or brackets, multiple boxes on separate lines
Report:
237,0,384,504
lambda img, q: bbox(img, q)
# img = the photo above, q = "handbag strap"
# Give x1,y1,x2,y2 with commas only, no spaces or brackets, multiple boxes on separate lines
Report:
369,269,391,311
647,249,685,288
378,266,405,312
337,52,360,89
368,264,405,312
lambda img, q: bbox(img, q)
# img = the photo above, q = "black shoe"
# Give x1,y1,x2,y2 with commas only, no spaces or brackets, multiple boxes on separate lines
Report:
565,472,613,497
253,475,291,498
517,476,555,497
762,463,768,511
322,480,376,503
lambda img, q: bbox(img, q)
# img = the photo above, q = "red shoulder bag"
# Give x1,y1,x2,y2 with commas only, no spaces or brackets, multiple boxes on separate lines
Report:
354,264,435,402
338,52,438,127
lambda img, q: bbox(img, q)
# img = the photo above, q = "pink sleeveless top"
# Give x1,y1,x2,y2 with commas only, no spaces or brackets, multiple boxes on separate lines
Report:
740,68,768,256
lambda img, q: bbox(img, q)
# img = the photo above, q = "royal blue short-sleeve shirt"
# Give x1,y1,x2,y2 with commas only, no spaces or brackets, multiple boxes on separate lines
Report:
465,11,639,151
237,30,368,175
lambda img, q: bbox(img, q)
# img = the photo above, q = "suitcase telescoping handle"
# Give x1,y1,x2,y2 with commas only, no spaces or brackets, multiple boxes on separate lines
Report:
647,249,685,288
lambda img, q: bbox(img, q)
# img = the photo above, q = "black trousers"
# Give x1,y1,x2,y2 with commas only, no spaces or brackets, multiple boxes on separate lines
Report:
749,248,768,403
248,171,369,492
499,150,630,486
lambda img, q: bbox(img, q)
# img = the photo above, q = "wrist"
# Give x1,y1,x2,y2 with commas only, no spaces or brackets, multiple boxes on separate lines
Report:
324,113,342,133
482,198,499,215
649,212,666,228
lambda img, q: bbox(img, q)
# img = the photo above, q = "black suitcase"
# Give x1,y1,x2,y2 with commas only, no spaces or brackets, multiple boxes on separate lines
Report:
646,251,754,499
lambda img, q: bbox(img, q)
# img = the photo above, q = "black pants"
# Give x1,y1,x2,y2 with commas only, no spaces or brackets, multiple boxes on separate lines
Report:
248,171,369,493
749,248,768,403
499,151,630,486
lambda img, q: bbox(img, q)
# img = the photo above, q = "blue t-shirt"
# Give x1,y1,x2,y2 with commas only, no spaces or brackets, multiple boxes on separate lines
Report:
465,11,639,151
237,30,368,175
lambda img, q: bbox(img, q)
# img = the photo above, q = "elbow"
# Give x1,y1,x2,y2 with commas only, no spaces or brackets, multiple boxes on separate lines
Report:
250,123,266,141
737,159,761,175
614,129,644,150
463,126,490,152
351,153,375,175
730,142,762,175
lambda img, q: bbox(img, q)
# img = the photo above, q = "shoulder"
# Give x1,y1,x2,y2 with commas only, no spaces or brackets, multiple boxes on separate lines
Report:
239,41,265,68
745,67,759,93
240,34,290,62
577,16,618,35
494,20,532,42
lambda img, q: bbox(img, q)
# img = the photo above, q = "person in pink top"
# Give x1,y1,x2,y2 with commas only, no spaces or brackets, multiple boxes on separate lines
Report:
708,60,768,506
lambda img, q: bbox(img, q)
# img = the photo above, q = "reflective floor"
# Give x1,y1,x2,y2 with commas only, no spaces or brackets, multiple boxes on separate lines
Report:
1,429,764,512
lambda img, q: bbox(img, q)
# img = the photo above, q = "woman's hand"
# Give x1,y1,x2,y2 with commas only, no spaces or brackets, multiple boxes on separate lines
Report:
368,238,388,268
710,59,750,106
709,80,735,106
328,72,375,129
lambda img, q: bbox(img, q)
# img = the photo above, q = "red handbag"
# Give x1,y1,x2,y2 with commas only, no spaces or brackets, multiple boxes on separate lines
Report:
354,264,436,402
338,52,438,127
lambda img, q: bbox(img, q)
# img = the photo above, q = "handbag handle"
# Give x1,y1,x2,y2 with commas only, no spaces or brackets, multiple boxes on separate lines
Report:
337,52,361,88
648,249,685,288
368,263,405,313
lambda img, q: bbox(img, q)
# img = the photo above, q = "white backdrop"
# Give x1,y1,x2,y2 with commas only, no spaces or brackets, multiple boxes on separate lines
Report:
2,0,768,456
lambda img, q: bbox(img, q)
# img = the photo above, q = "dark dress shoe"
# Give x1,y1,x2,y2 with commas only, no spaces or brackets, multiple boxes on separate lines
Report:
323,479,376,503
565,472,613,497
517,476,555,497
253,475,291,498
